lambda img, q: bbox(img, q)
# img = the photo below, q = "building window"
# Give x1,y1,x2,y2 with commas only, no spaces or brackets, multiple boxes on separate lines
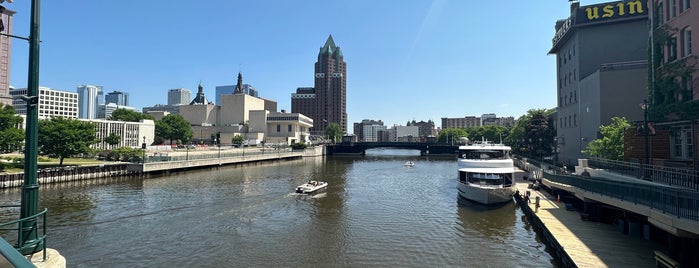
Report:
681,27,692,57
276,124,280,132
671,126,693,159
668,0,677,18
668,35,678,61
681,0,691,11
657,2,664,24
288,124,292,132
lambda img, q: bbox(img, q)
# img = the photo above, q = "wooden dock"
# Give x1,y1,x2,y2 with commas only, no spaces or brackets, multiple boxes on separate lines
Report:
514,182,661,268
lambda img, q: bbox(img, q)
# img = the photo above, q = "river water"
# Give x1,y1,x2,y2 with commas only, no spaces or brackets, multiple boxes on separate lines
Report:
1,149,556,267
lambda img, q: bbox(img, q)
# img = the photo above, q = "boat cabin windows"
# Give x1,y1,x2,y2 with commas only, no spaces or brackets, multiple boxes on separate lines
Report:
459,171,513,187
458,149,510,160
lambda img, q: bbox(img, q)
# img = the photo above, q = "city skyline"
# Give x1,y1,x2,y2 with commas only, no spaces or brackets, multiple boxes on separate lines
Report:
6,1,613,129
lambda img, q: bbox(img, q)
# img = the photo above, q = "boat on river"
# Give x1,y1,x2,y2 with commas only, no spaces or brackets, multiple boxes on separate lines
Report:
456,140,515,205
295,180,328,194
404,161,415,167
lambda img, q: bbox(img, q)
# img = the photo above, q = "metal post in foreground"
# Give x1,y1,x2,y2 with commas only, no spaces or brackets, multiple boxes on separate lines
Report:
18,0,43,255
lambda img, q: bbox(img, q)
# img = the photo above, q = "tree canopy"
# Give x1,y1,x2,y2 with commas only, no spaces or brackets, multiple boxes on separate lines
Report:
466,125,509,144
104,133,121,148
505,109,556,156
0,104,24,153
436,128,468,144
155,114,193,144
109,108,154,122
324,123,343,143
38,117,97,165
583,117,630,161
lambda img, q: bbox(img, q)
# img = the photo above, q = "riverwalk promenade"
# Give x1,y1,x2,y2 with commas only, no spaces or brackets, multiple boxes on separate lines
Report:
514,180,661,268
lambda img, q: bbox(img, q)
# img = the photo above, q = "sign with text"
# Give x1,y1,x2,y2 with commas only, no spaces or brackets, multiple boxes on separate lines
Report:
576,0,647,25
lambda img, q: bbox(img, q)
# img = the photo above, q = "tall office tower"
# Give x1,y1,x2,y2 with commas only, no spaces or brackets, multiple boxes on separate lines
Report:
291,35,347,136
550,1,648,165
105,90,129,106
0,8,15,106
168,88,191,105
77,85,104,119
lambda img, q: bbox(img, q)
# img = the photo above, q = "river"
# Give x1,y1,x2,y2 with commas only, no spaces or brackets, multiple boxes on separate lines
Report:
0,149,556,267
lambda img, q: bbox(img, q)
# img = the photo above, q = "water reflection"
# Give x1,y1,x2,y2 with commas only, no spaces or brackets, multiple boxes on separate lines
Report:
0,151,555,267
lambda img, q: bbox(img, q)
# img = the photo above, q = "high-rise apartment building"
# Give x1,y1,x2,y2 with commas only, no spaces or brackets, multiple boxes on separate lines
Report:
0,8,15,106
168,88,191,106
11,87,78,118
105,90,129,106
550,0,648,165
292,35,347,136
77,85,104,119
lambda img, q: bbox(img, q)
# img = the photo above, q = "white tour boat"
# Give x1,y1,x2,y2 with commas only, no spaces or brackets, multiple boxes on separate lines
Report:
295,180,328,194
456,141,515,205
404,161,415,167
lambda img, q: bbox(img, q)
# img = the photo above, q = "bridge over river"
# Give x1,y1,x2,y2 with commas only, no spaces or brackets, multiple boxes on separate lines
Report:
326,142,458,155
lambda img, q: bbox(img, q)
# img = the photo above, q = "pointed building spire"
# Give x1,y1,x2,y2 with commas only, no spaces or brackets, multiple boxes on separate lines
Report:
234,72,245,94
319,34,338,55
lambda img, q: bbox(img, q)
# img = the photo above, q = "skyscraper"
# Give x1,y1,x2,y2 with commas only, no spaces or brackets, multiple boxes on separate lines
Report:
0,8,15,106
77,85,104,119
291,35,347,135
105,90,129,106
168,88,191,105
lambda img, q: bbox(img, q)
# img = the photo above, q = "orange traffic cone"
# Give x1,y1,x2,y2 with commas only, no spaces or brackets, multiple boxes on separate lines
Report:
557,194,561,203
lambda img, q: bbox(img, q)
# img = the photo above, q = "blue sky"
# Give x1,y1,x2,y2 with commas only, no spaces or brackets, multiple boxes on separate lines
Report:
8,0,612,131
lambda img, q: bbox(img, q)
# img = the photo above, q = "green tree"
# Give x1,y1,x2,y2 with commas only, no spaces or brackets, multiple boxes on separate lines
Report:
324,123,343,143
466,125,509,144
437,128,468,144
231,135,244,146
38,117,97,166
583,117,630,161
109,108,154,122
155,114,193,144
506,109,555,155
104,133,121,148
0,104,25,153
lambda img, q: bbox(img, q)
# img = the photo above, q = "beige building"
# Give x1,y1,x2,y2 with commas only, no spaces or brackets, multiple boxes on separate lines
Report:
180,80,309,146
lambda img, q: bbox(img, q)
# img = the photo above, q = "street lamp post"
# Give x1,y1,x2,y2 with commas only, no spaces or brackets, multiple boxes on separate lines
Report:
17,0,43,255
640,99,650,179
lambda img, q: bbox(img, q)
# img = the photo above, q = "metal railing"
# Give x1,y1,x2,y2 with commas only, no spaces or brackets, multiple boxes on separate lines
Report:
588,157,699,191
0,205,47,261
0,236,34,268
145,146,294,163
542,172,699,221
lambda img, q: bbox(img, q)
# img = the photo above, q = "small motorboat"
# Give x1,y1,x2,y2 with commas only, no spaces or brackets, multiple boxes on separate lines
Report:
404,161,415,167
295,180,328,194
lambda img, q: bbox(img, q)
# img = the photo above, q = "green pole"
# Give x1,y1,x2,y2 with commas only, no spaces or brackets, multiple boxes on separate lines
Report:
19,0,43,255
